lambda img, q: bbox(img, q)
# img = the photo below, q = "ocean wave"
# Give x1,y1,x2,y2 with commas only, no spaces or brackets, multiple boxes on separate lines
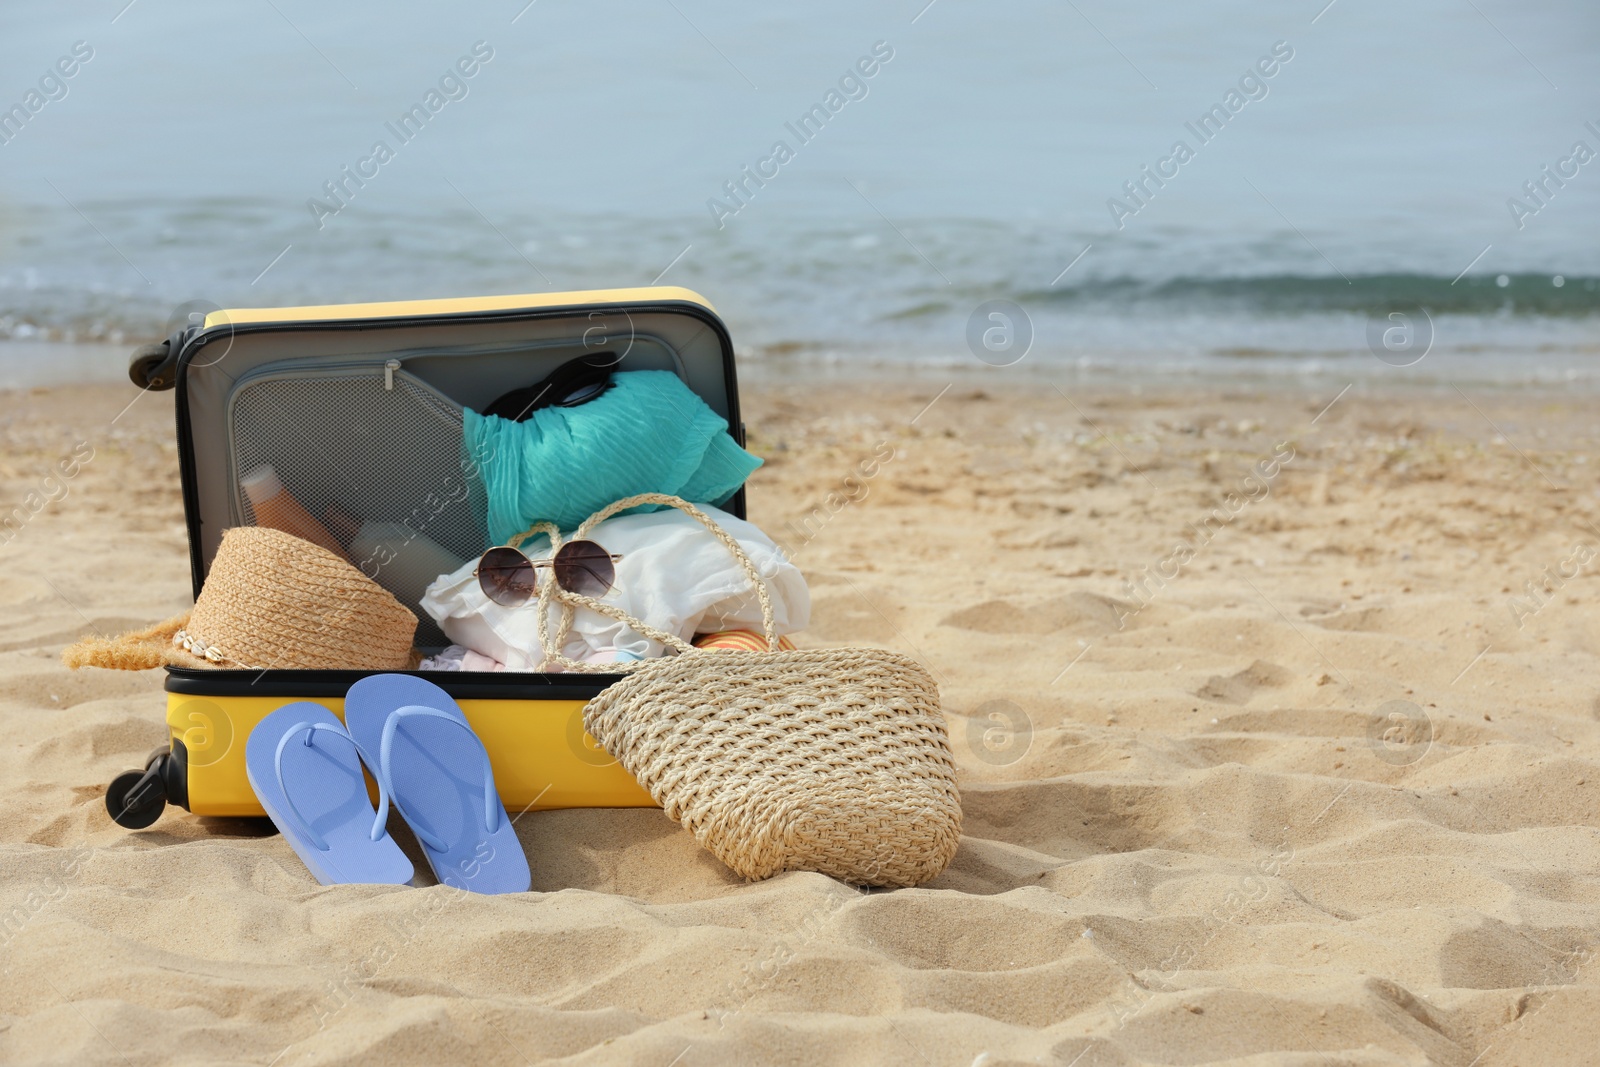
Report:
1017,272,1600,316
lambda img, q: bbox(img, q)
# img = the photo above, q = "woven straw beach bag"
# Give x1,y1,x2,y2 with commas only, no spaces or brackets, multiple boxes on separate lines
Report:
529,493,962,887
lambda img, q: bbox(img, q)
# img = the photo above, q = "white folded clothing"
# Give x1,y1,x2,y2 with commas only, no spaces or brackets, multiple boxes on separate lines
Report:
419,505,808,671
417,643,643,673
418,644,509,672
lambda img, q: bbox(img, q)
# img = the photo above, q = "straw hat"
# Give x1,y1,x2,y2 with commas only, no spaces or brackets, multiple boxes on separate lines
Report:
64,526,418,672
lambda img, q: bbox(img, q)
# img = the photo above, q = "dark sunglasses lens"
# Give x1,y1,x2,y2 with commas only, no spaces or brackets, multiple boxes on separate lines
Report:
553,540,615,596
478,547,537,607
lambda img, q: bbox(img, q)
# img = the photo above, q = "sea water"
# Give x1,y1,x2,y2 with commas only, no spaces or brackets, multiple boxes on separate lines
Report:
0,0,1595,386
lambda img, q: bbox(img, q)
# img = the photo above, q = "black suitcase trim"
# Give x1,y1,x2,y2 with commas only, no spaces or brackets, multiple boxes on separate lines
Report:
163,666,624,700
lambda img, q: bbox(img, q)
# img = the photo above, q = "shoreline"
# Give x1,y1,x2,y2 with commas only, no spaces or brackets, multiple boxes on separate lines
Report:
3,339,1599,396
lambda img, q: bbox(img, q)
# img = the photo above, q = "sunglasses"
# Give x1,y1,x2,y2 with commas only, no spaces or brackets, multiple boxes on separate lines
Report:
475,540,624,607
482,353,618,423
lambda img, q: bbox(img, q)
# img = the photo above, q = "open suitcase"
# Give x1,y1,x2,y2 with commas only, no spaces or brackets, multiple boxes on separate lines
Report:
105,286,745,828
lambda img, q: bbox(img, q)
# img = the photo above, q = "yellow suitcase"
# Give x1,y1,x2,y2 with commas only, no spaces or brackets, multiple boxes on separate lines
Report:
106,287,744,827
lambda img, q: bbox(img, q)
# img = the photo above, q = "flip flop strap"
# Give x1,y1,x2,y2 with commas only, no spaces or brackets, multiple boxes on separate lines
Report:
274,721,393,852
376,705,500,853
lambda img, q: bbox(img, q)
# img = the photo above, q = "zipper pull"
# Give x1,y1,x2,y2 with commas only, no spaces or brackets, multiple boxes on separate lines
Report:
384,359,400,391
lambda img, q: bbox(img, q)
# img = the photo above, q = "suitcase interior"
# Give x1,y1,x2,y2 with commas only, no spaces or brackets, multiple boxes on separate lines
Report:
127,287,740,821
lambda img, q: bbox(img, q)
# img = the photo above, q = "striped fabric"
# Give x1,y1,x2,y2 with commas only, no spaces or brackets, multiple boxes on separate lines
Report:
691,630,797,652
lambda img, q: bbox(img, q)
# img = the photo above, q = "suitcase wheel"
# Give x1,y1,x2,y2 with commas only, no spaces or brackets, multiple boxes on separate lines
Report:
105,745,187,829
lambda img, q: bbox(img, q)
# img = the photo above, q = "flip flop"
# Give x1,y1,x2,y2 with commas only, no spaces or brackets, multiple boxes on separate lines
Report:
344,674,530,894
245,702,413,886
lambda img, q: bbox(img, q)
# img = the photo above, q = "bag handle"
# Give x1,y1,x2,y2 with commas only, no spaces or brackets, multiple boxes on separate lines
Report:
511,493,779,673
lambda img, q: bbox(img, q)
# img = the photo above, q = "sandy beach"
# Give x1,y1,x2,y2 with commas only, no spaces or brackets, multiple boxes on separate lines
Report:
2,372,1598,1066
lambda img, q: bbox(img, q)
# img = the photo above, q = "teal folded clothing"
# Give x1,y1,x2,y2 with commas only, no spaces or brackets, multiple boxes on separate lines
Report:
465,369,762,541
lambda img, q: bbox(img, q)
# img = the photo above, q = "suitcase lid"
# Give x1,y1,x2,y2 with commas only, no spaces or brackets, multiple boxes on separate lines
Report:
145,286,743,603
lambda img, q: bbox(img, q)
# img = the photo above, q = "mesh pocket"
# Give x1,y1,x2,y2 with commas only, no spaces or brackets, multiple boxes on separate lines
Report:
229,367,485,647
